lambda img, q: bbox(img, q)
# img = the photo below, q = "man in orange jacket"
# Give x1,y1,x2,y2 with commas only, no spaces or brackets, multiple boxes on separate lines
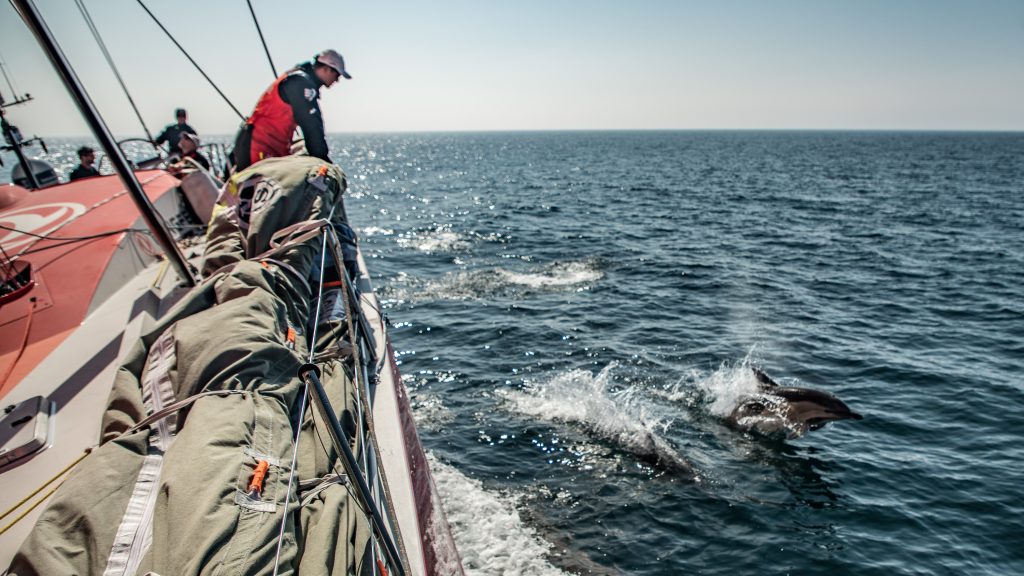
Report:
232,49,351,171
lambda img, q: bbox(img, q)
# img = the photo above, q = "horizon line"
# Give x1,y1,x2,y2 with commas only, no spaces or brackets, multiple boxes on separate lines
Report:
23,127,1024,140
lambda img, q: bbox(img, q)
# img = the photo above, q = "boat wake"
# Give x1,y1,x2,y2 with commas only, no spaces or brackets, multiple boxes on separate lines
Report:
500,363,694,475
427,454,571,576
384,258,604,302
495,259,603,290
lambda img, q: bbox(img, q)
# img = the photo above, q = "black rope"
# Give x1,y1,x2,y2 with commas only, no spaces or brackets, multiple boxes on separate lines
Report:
246,0,277,78
74,0,154,143
0,222,145,242
134,0,246,121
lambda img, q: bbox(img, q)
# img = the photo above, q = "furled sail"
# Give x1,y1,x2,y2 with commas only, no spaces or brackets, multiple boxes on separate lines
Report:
9,156,388,575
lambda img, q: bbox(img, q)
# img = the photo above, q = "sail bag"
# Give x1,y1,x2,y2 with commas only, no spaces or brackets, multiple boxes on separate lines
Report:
9,156,372,575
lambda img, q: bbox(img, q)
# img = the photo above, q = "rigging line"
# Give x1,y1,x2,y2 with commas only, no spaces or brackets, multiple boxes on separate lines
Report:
0,244,17,276
0,55,18,98
271,224,332,576
246,0,277,78
0,449,90,524
133,0,246,122
0,296,35,391
0,222,147,242
74,0,154,143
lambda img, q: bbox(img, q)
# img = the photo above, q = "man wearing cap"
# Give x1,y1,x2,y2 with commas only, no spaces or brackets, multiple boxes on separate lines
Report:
173,132,210,172
154,108,198,156
232,49,351,170
68,146,99,181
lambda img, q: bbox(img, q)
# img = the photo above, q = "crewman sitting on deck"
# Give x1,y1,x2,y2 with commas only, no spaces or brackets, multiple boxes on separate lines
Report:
167,132,210,177
68,146,99,181
232,49,351,171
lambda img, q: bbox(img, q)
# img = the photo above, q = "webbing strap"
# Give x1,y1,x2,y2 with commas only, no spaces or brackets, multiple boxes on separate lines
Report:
125,390,250,436
103,330,178,576
255,218,330,261
298,474,349,508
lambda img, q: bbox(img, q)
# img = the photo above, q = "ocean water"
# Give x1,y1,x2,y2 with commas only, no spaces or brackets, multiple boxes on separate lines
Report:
337,131,1024,576
5,131,1023,575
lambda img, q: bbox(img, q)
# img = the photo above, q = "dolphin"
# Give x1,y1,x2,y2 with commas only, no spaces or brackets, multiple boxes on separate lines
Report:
632,421,696,477
725,368,863,439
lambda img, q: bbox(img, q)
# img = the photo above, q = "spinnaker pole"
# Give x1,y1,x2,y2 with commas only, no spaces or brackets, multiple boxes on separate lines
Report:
10,0,196,287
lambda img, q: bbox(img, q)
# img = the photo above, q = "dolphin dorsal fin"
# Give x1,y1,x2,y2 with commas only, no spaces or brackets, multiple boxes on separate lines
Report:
752,367,780,388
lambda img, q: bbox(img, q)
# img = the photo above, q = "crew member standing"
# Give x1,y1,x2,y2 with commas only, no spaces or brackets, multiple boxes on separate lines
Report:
232,49,351,171
154,108,197,156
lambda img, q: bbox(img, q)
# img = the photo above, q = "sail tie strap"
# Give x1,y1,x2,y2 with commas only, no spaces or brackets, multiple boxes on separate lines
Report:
103,329,178,576
298,474,349,508
256,219,331,261
124,390,251,436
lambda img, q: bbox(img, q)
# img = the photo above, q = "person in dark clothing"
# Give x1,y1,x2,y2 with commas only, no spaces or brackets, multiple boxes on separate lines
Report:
168,132,211,177
232,49,351,171
178,133,210,170
68,146,99,181
154,108,197,156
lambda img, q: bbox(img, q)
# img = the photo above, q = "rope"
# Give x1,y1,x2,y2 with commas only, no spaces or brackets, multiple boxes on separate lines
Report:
0,296,35,390
134,0,246,122
0,482,63,536
73,0,154,143
0,449,90,533
246,0,277,78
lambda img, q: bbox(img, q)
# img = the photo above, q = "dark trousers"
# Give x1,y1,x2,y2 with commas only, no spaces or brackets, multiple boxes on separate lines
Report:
231,124,255,171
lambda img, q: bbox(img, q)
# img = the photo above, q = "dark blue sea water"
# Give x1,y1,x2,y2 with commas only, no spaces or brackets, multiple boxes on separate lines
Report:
5,131,1023,575
336,131,1024,576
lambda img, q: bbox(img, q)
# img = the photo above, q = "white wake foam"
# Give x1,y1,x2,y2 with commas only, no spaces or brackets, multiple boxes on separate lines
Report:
385,259,604,302
501,363,692,473
427,454,571,576
497,260,603,289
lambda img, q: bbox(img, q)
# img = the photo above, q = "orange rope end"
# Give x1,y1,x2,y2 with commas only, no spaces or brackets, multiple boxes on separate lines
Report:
248,460,270,495
376,559,390,576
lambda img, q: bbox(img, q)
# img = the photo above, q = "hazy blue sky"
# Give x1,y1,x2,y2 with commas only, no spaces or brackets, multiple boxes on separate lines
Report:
2,0,1023,137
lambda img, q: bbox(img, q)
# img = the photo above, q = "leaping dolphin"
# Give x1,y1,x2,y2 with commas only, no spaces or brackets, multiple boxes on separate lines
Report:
726,368,863,439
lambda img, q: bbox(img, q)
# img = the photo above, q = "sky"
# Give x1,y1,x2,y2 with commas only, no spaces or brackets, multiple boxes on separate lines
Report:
1,0,1023,137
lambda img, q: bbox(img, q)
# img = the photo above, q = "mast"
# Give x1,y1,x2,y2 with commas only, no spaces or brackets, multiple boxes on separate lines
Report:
10,0,196,288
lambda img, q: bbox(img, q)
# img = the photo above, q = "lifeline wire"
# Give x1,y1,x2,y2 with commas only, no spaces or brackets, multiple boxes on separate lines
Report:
73,0,154,143
134,0,246,121
271,212,333,575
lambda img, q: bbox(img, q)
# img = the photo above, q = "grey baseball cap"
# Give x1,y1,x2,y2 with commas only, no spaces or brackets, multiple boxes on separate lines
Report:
315,49,352,79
